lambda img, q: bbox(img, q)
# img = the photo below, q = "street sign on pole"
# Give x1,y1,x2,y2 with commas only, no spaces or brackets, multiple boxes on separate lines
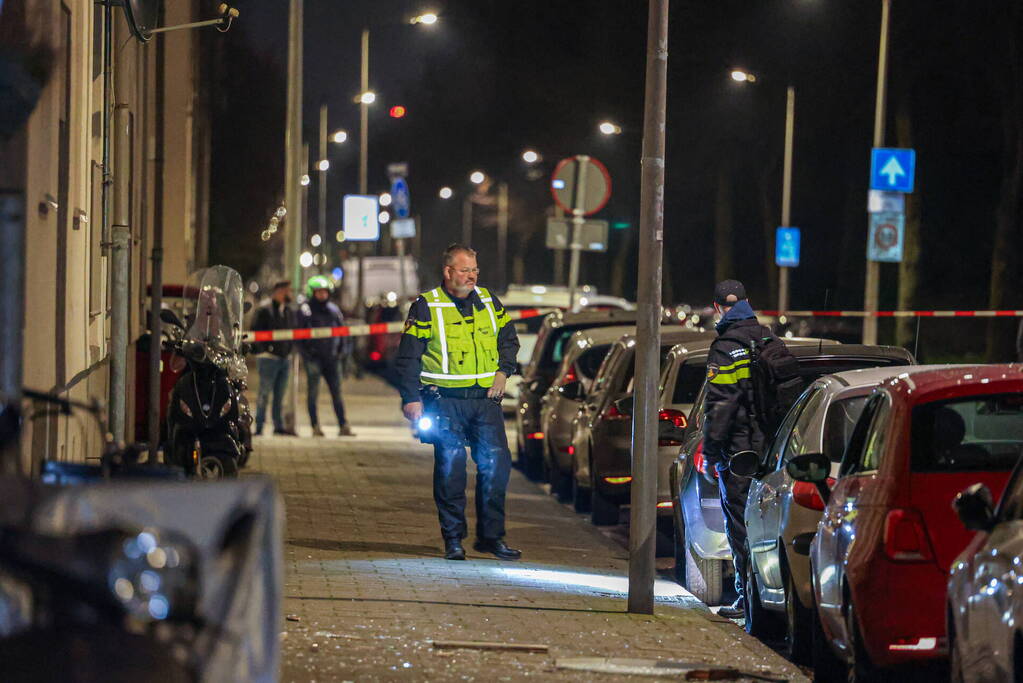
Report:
867,189,905,213
550,156,612,216
545,218,608,251
391,176,410,218
390,217,416,239
775,227,800,267
342,194,380,241
869,148,915,193
386,162,408,179
867,211,904,262
550,155,612,310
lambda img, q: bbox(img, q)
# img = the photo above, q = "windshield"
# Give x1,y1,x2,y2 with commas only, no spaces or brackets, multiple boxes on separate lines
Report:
184,265,244,353
911,393,1023,472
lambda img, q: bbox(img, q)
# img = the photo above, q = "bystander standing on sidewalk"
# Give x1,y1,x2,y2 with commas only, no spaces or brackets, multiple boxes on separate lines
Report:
298,276,355,437
252,281,296,436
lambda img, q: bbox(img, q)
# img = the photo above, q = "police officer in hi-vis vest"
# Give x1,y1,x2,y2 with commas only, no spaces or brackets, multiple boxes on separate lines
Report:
396,244,521,561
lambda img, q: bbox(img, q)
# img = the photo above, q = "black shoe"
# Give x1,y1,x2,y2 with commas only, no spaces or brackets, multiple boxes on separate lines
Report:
444,539,466,561
255,425,264,436
473,538,521,560
717,597,745,619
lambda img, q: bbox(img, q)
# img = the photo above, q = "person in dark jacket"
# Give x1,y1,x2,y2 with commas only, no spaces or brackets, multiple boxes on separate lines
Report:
702,279,772,619
251,281,296,436
297,276,354,437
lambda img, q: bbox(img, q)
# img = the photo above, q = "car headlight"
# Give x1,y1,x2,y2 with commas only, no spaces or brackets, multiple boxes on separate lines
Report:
178,399,192,418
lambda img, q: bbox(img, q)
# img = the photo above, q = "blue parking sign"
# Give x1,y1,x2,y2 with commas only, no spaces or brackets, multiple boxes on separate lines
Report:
775,227,800,267
870,148,915,193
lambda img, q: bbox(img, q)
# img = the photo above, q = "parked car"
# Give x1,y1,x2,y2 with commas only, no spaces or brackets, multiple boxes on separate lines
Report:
515,309,640,480
568,328,715,527
539,325,636,499
796,364,1022,681
502,330,539,414
501,284,635,313
669,342,914,606
948,404,1023,683
734,366,914,660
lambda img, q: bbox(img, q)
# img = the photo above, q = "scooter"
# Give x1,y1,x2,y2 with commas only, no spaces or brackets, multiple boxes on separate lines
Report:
163,266,252,479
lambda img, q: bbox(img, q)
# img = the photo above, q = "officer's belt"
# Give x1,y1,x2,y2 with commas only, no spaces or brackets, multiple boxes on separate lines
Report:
426,386,491,399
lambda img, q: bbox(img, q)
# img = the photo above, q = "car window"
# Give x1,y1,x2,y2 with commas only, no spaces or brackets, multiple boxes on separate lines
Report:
623,344,675,394
764,384,817,470
997,458,1023,521
590,343,626,403
780,387,828,465
858,396,892,472
686,383,709,436
910,393,1023,473
822,395,870,463
672,360,708,405
840,393,883,477
577,344,611,380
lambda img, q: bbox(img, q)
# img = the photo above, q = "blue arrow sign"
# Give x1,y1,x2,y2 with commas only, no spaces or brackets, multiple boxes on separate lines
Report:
391,177,410,218
775,227,800,267
870,148,915,193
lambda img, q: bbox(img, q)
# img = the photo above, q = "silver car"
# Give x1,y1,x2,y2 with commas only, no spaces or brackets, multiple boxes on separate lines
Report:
739,366,910,661
539,325,635,500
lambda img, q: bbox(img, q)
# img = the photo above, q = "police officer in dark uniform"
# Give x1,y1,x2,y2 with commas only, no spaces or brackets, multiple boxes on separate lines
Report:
395,244,522,561
702,279,772,619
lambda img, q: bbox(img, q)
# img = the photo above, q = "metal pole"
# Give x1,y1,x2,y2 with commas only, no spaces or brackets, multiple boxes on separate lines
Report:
147,26,167,464
0,193,26,474
396,238,407,301
553,205,565,285
285,0,304,291
778,85,795,314
356,27,369,316
497,182,509,291
628,0,668,616
318,103,328,272
863,0,891,344
567,157,589,311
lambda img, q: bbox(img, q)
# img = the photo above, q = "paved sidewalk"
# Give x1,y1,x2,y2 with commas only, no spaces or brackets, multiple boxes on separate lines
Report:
250,374,805,682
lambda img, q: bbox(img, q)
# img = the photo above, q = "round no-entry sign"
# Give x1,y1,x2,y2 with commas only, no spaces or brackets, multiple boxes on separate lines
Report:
550,155,612,216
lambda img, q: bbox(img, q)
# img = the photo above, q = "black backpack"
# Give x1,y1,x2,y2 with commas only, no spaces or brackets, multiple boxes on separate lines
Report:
722,326,803,436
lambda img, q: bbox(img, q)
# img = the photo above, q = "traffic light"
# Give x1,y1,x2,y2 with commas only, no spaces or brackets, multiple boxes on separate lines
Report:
389,105,406,118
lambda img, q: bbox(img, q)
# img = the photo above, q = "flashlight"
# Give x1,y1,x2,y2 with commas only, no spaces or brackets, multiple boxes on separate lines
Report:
417,416,433,432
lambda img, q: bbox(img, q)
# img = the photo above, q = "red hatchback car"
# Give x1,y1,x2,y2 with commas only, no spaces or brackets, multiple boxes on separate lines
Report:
795,364,1023,681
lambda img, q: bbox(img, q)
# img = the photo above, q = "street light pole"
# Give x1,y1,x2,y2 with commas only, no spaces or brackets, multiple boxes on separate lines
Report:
863,0,891,344
318,103,328,273
778,85,795,313
628,0,668,616
285,0,304,291
355,27,370,317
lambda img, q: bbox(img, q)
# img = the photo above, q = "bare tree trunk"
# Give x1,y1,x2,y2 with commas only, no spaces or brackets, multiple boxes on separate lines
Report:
987,5,1023,362
714,158,734,282
895,94,922,350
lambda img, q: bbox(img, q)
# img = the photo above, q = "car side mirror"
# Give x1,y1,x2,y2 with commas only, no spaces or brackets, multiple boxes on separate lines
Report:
559,381,583,400
159,308,185,329
728,450,765,478
786,452,832,505
613,395,635,415
954,483,996,532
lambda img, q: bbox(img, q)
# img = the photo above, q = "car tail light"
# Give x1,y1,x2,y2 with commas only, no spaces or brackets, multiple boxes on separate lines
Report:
559,366,578,386
656,501,673,509
603,402,630,421
883,509,935,563
526,432,545,440
658,409,687,446
692,440,718,479
792,479,835,511
889,637,940,652
604,476,632,485
558,445,575,455
369,351,382,361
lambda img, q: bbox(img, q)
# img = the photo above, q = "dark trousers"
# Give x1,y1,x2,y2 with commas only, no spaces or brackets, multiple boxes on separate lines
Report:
255,356,290,431
716,461,752,601
305,357,347,427
431,397,511,542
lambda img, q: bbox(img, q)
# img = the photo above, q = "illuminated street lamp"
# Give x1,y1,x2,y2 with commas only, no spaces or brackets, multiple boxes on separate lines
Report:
410,12,438,25
598,121,623,135
311,234,322,247
317,159,330,171
332,129,348,143
522,150,540,164
379,192,393,207
469,170,486,185
439,186,453,199
356,91,376,105
299,251,314,268
300,174,311,186
378,210,391,224
730,68,756,83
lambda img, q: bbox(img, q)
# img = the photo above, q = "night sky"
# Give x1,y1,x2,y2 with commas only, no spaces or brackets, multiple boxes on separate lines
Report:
209,1,1023,358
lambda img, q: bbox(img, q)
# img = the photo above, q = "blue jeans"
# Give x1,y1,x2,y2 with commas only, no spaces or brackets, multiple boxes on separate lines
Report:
305,357,347,427
256,356,290,431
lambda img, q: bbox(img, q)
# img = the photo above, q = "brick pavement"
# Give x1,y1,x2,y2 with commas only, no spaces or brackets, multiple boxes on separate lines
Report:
250,373,806,682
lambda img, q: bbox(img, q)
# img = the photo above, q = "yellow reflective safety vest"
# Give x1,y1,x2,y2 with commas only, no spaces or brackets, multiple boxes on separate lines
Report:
410,286,509,388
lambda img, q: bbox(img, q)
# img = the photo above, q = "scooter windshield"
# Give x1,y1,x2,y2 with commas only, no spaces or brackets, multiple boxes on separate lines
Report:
184,266,245,354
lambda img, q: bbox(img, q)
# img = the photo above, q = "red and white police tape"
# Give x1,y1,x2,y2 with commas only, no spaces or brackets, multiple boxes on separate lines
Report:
758,309,1023,319
244,307,554,342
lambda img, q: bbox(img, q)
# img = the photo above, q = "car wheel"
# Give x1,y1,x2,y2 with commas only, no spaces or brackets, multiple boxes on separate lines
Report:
785,567,813,665
523,442,546,482
845,600,881,683
744,544,784,639
199,451,238,480
547,459,571,502
572,472,591,513
673,518,724,605
589,467,619,526
811,591,845,682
